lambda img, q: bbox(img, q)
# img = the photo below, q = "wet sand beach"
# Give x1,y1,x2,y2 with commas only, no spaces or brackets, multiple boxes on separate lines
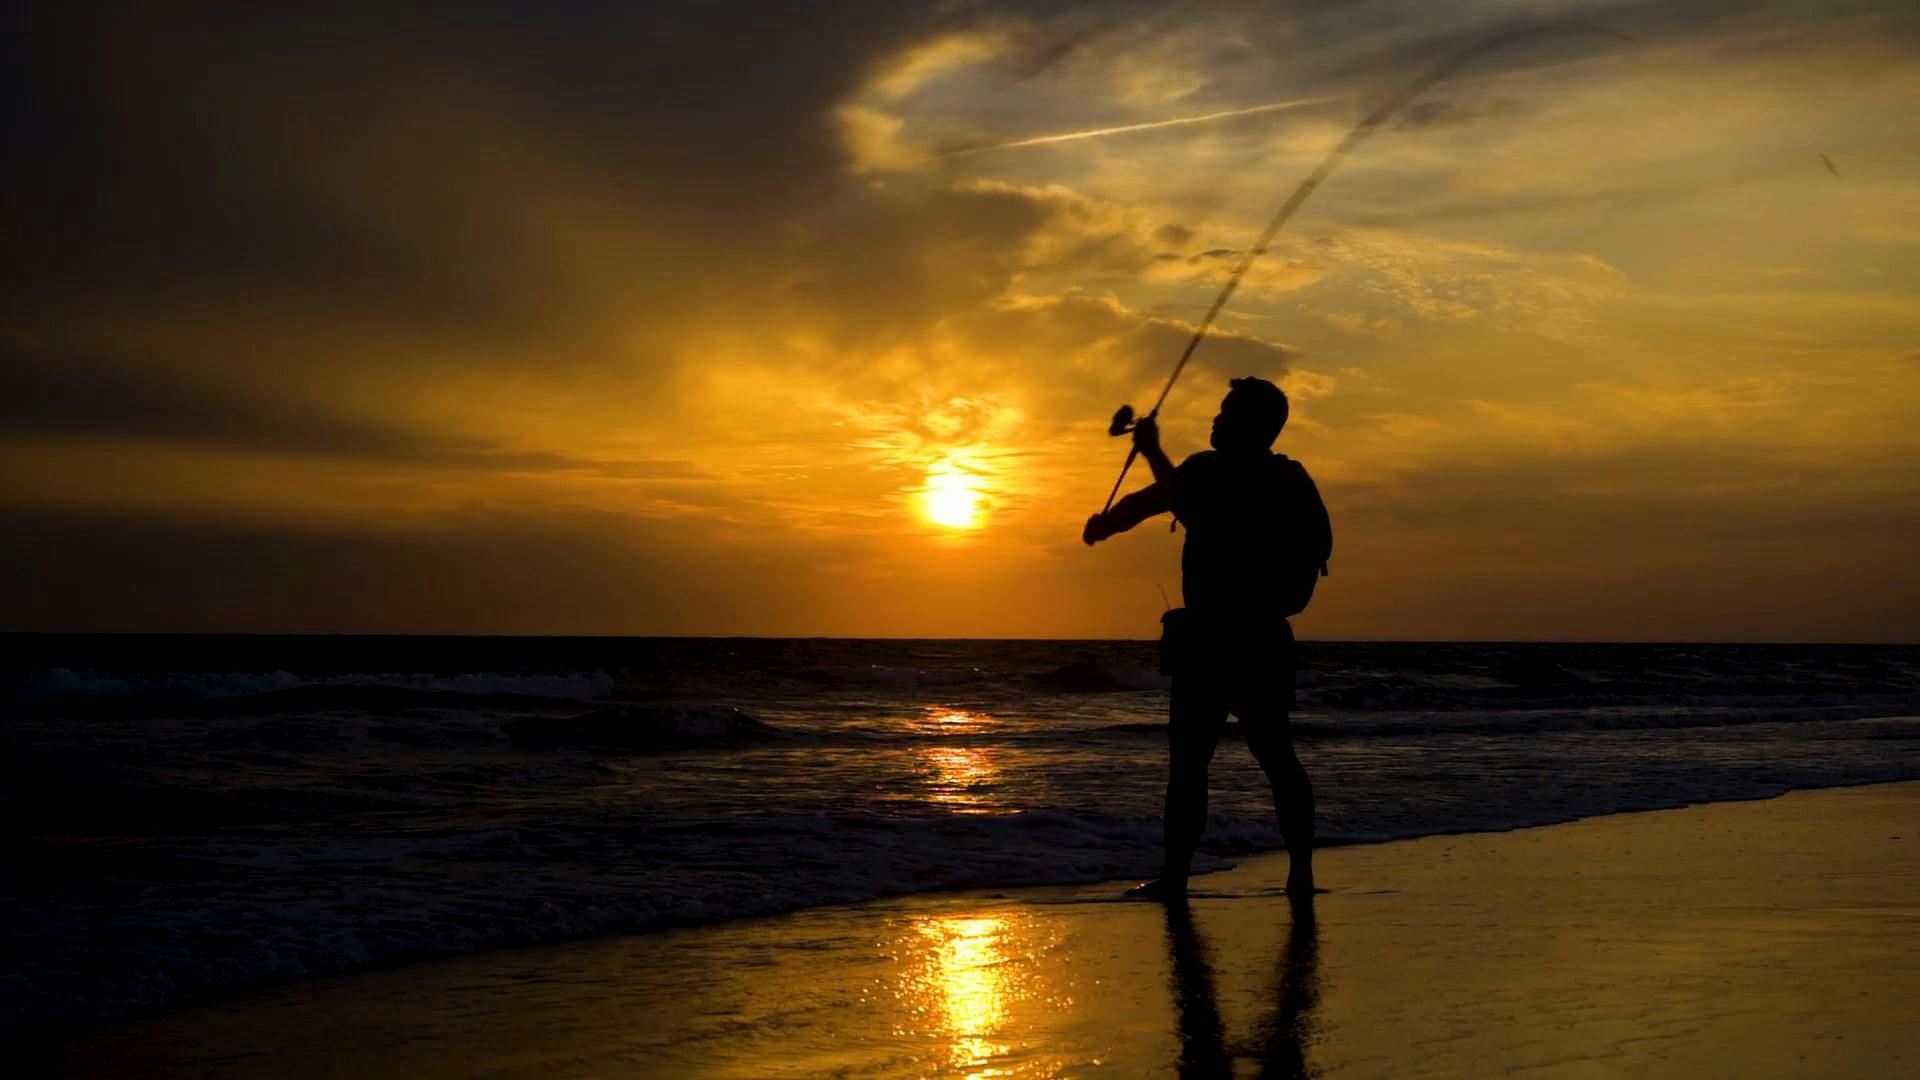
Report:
31,782,1918,1077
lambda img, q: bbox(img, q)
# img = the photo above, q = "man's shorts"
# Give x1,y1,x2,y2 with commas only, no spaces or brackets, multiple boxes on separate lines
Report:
1162,609,1296,720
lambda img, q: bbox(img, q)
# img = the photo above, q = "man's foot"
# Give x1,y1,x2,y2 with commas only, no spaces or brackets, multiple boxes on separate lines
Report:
1285,874,1321,900
1124,877,1189,902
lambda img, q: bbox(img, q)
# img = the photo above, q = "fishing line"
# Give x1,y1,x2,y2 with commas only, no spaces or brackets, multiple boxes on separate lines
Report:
1099,23,1634,514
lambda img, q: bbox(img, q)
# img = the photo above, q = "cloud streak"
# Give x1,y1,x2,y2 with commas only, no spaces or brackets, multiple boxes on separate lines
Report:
941,96,1328,157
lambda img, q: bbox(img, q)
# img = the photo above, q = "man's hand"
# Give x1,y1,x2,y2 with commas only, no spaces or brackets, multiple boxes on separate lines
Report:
1131,414,1160,454
1082,511,1113,546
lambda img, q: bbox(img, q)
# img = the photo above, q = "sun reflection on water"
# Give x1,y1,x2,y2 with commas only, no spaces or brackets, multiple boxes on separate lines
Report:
923,745,999,813
916,709,1000,813
923,707,989,734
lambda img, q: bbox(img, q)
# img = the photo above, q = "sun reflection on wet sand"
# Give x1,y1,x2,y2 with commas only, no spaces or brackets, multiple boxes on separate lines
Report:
899,913,1067,1077
935,917,1010,1073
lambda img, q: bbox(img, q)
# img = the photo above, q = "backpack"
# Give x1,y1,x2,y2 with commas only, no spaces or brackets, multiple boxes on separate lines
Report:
1273,456,1332,617
1169,449,1333,621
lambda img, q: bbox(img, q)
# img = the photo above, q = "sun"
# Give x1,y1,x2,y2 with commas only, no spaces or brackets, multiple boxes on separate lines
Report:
922,460,982,530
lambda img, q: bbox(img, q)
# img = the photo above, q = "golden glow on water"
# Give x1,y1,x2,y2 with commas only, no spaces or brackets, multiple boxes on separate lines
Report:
924,707,989,733
921,457,982,530
911,709,1000,812
923,745,999,813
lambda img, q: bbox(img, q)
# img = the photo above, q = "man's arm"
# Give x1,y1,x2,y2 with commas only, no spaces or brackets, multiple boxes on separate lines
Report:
1082,480,1173,545
1132,415,1175,484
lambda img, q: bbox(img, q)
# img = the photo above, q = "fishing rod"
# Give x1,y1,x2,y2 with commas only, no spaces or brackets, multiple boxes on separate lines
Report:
1098,23,1634,514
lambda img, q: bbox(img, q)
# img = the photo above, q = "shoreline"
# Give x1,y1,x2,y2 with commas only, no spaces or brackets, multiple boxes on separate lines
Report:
28,780,1920,1076
13,774,1916,1039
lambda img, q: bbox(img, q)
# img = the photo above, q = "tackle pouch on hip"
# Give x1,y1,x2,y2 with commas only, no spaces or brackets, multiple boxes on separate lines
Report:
1158,607,1193,677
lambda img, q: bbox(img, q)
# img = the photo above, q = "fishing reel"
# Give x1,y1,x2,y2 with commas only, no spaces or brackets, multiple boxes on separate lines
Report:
1109,403,1158,440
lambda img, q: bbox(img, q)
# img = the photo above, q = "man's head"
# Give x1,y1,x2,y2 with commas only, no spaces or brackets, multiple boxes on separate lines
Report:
1209,377,1289,451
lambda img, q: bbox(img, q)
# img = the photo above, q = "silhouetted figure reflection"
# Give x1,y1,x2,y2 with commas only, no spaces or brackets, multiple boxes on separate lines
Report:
1162,898,1322,1079
1164,901,1232,1078
1084,378,1331,897
1254,900,1321,1079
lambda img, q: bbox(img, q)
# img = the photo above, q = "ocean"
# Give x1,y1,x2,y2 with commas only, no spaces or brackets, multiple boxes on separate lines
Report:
5,634,1917,1031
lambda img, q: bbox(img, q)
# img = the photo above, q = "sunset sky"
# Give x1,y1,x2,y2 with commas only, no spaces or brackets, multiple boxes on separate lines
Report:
5,0,1916,640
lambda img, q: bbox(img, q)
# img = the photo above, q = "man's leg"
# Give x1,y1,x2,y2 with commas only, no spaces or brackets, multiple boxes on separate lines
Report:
1160,676,1228,892
1243,622,1313,892
1245,722,1315,893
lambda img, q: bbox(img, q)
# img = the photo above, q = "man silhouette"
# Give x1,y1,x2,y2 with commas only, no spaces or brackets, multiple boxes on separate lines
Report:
1083,377,1329,898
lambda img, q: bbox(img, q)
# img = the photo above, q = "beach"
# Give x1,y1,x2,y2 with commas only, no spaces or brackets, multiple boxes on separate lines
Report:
31,781,1918,1077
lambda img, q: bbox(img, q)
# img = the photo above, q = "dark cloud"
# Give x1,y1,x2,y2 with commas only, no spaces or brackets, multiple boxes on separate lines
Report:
1316,443,1920,641
0,504,845,635
1335,176,1740,230
0,345,449,459
3,2,947,364
0,500,1116,637
1154,223,1195,247
939,293,1296,430
779,184,1059,350
1393,95,1522,130
0,344,704,478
